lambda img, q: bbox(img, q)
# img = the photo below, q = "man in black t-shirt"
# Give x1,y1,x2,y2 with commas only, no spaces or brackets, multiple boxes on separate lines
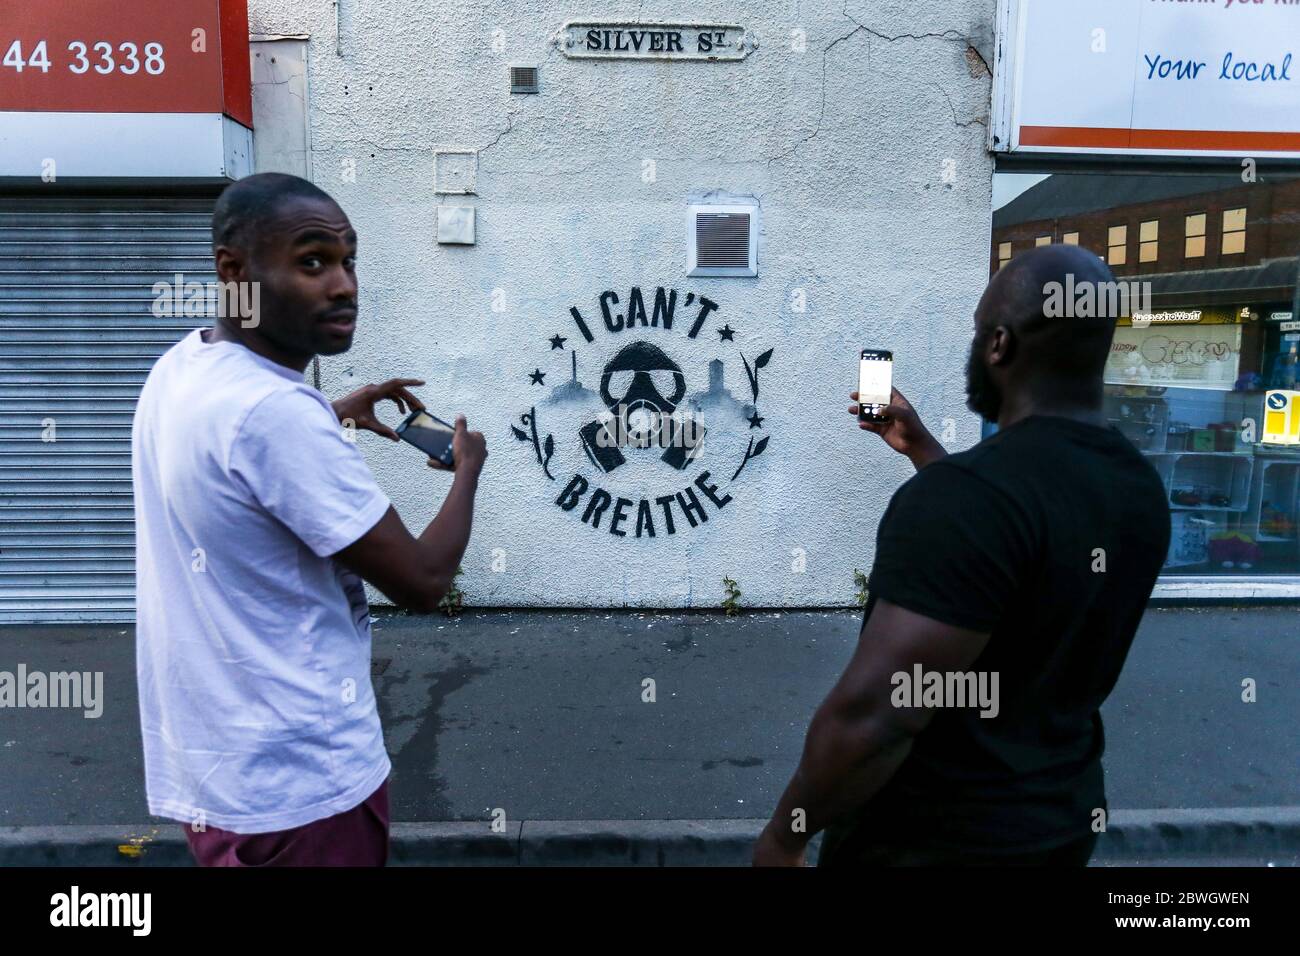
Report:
754,245,1170,866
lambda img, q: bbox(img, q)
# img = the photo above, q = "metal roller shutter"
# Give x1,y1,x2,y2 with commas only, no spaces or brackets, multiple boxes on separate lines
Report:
0,193,219,623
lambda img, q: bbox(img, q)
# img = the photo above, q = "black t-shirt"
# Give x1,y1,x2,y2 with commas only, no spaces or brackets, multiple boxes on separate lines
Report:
841,415,1170,853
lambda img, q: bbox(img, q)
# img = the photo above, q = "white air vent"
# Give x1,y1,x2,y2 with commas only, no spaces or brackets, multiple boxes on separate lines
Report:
510,64,539,94
687,204,757,277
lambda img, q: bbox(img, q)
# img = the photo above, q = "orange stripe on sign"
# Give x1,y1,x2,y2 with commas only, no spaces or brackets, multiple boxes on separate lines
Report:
1020,126,1300,152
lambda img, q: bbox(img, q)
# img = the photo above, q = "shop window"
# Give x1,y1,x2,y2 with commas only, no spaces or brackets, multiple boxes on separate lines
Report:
1185,213,1207,259
1035,235,1051,247
1139,219,1159,263
992,170,1300,577
1063,231,1079,246
1222,207,1247,256
997,241,1011,269
1107,225,1127,266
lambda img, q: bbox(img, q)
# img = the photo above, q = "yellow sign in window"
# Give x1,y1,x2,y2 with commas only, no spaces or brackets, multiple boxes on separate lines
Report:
1262,390,1300,446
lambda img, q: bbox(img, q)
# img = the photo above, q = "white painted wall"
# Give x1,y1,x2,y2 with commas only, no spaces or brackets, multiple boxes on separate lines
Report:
246,0,998,608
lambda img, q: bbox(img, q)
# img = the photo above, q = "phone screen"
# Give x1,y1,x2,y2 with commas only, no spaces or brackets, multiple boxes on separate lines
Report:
397,410,455,465
859,350,893,413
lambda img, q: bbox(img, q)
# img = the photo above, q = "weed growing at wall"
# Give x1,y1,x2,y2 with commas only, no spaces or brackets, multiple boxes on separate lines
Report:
722,576,741,616
439,566,465,617
854,569,869,608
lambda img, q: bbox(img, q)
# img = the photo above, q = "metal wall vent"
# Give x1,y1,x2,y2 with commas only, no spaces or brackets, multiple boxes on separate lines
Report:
510,65,539,94
687,204,758,277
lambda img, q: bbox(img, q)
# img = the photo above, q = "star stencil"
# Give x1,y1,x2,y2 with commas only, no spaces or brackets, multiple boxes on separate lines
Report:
529,369,546,385
549,334,567,350
747,410,765,429
717,324,736,342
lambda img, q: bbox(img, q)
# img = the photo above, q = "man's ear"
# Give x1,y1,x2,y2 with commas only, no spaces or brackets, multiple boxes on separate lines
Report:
987,325,1016,366
213,245,246,284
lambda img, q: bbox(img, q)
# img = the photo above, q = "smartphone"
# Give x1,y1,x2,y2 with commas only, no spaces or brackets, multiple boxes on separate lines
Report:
858,349,893,424
396,409,456,467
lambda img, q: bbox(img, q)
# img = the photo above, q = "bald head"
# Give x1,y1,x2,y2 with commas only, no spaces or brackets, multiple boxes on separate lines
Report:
966,245,1121,422
980,244,1119,334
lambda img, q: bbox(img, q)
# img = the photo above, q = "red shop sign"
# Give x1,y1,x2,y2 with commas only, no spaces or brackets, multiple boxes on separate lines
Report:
0,0,251,128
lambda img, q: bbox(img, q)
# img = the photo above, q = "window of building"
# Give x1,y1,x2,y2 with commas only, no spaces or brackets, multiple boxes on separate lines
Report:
991,170,1300,578
997,241,1011,269
1063,231,1079,245
1185,213,1207,258
1222,207,1247,256
1107,225,1127,266
1035,235,1051,247
1139,219,1159,263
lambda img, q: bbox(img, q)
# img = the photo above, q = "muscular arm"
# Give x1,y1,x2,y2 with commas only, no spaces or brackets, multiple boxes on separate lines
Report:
758,599,991,858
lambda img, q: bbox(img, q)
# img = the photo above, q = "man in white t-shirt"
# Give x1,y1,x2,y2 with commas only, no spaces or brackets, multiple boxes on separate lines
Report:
132,173,487,866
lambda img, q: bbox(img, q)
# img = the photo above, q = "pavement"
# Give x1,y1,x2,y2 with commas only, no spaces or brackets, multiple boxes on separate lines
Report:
1,605,1297,865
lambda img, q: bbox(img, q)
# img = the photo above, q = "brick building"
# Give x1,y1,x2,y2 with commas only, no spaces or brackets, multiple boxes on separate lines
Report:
993,172,1300,576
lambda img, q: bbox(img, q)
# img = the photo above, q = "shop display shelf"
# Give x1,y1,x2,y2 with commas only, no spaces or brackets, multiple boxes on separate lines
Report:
1146,451,1244,457
1150,451,1255,513
1107,397,1169,454
1246,460,1300,548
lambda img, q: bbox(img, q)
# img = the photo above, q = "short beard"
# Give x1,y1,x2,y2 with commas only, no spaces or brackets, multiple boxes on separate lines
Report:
313,331,354,357
965,328,1002,422
246,271,352,359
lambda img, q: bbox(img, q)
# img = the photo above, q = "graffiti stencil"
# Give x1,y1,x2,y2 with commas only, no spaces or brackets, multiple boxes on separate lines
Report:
512,285,775,539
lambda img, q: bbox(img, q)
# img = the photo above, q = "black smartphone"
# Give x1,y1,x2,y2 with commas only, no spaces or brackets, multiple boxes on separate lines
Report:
858,349,893,424
396,409,456,467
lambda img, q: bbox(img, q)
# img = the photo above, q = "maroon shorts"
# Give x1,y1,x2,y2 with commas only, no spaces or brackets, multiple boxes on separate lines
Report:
184,779,390,867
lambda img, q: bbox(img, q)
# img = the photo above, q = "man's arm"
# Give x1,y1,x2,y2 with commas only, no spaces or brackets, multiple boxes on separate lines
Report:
333,416,486,613
753,599,990,865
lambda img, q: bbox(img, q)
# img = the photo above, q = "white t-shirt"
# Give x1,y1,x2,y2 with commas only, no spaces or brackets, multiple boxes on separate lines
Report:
132,328,392,834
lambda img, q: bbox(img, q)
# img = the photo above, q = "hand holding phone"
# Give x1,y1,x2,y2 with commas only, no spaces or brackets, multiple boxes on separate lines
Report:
396,410,488,477
332,378,426,441
848,375,947,471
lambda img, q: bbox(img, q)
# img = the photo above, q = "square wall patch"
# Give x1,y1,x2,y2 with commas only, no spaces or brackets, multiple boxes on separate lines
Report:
433,148,478,194
437,206,476,244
